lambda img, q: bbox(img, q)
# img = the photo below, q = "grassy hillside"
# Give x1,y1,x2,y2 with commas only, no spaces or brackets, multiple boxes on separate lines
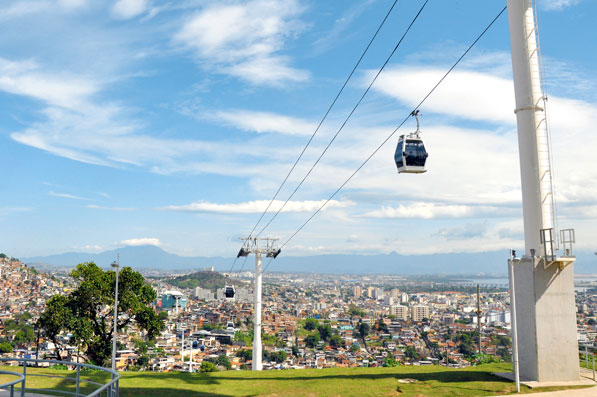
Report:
166,271,246,292
1,363,592,396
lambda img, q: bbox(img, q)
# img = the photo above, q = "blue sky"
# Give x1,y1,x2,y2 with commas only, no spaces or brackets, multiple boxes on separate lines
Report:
1,0,596,260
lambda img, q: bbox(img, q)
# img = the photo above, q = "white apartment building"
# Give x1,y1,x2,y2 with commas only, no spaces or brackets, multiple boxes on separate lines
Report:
410,305,430,321
390,305,408,321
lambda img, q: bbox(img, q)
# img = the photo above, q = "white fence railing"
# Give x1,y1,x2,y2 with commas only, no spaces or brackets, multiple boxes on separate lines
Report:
0,358,120,397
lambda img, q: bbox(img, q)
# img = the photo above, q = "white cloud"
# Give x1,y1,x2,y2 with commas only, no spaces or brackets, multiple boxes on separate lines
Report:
58,0,86,10
0,0,87,18
86,205,135,211
364,202,516,219
0,207,33,217
224,56,309,85
0,58,98,109
162,199,353,214
81,244,103,252
121,237,161,246
48,191,90,200
212,109,315,136
371,66,515,124
112,0,148,19
174,0,308,85
542,0,581,11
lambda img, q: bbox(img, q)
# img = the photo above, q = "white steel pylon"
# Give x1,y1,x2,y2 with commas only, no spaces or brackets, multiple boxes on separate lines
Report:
507,0,578,382
237,237,281,371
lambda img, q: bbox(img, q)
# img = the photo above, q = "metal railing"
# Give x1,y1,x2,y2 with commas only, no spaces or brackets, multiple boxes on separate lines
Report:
0,358,120,397
579,345,596,381
0,370,25,397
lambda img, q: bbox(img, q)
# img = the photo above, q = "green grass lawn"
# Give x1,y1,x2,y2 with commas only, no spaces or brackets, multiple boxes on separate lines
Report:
0,363,592,396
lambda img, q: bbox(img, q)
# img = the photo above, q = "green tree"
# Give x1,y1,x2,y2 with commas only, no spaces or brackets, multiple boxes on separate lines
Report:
496,347,511,361
136,355,150,368
329,334,343,348
458,340,476,357
348,305,365,317
38,262,164,366
37,295,75,361
404,346,419,360
0,342,13,353
264,350,287,363
384,355,398,367
237,349,252,362
305,332,320,348
291,345,299,356
377,318,389,333
350,343,360,353
13,326,35,346
215,355,232,370
358,322,370,338
200,361,217,372
304,318,318,331
317,323,332,341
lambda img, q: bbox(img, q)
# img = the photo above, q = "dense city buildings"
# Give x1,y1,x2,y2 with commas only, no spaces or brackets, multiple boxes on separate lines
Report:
0,254,595,373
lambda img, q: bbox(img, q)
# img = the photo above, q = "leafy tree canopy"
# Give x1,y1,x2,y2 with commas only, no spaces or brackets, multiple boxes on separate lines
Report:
200,361,217,372
358,322,370,338
305,332,320,348
167,271,246,292
0,341,13,353
317,323,332,341
329,334,343,348
304,318,318,331
38,262,164,366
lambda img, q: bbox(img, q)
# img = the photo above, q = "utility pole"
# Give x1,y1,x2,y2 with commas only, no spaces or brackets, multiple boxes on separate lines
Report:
189,335,194,373
180,323,185,367
111,254,120,372
237,237,281,371
476,284,482,356
509,249,520,393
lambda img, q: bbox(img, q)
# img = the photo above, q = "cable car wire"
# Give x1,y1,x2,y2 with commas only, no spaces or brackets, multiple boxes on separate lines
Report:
254,0,430,239
246,0,400,238
262,5,508,273
227,256,239,276
228,0,401,274
236,255,249,275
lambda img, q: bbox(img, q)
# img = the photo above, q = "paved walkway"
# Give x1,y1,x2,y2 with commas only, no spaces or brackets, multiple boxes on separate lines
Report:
525,384,596,396
493,368,596,396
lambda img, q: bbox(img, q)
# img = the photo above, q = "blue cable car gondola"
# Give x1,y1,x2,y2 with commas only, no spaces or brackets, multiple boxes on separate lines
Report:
395,110,428,174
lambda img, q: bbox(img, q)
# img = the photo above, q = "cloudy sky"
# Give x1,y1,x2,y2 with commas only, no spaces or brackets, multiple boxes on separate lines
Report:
1,0,595,261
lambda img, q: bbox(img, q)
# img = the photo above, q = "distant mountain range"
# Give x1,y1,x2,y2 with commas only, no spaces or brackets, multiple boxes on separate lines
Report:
21,245,596,275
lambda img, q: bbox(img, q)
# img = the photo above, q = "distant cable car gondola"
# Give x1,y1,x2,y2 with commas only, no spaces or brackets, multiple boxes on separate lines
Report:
395,110,428,174
224,285,235,298
223,274,235,298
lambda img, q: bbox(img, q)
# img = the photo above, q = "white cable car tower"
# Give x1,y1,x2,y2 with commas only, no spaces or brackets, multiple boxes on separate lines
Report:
237,237,281,371
507,0,578,383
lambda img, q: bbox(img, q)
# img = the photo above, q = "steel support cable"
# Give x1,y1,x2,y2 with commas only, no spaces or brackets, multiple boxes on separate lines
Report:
236,255,249,275
246,0,400,238
227,256,239,275
255,0,430,239
263,5,507,273
228,0,400,274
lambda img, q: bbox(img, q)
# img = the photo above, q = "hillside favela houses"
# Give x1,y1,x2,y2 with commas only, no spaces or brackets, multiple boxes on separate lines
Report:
1,255,594,375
